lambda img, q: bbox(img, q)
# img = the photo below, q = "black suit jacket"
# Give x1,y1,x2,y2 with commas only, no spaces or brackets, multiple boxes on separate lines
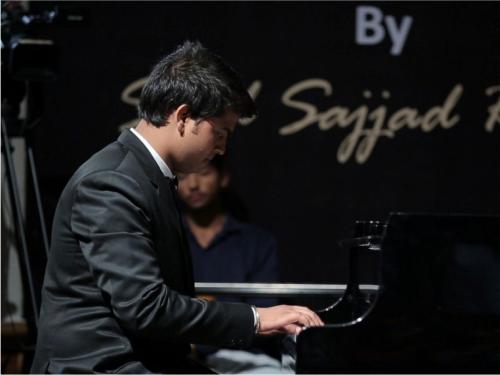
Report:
31,130,254,373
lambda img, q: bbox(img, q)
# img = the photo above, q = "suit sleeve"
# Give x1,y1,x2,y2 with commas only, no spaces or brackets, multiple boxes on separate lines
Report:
70,170,254,348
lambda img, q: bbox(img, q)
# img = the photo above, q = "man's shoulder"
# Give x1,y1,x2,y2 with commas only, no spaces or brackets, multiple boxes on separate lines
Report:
61,139,151,201
73,139,146,183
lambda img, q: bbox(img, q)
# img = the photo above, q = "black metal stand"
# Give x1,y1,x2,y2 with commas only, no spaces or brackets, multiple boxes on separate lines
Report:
1,118,42,327
25,135,50,259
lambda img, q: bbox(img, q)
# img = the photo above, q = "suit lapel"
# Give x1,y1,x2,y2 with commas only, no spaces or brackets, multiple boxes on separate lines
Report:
117,130,183,233
164,183,195,295
117,130,165,191
117,130,194,294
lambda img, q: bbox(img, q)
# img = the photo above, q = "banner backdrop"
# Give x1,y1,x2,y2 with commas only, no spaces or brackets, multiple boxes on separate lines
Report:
30,1,499,284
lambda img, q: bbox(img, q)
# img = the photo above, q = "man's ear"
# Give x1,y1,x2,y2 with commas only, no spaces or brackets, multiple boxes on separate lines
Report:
172,104,190,136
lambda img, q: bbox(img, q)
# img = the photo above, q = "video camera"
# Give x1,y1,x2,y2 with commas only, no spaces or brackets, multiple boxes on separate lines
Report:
2,1,87,80
1,1,86,120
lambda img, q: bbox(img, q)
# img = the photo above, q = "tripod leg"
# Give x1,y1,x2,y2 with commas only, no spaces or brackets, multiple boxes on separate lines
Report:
26,143,50,258
1,119,39,327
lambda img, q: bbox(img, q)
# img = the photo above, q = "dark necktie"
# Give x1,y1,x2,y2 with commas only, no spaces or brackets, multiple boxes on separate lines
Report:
167,176,181,218
168,176,178,191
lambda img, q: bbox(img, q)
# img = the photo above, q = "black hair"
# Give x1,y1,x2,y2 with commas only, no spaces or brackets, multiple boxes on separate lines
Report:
138,40,257,127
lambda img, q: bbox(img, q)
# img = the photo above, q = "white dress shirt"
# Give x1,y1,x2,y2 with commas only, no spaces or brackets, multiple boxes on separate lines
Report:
129,128,174,179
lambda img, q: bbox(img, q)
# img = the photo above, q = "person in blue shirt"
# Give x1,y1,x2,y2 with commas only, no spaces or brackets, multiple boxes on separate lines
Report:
178,155,279,303
178,155,287,373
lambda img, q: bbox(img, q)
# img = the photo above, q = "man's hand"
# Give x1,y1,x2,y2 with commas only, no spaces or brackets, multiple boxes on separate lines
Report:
256,305,324,335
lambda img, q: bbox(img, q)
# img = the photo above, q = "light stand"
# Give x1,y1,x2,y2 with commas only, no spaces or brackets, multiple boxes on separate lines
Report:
1,118,40,326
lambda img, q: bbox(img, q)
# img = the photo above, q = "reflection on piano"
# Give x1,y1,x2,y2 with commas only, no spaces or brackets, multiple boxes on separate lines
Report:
296,213,500,373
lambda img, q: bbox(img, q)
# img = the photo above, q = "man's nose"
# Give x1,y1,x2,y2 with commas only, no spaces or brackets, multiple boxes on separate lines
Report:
187,174,199,189
215,137,227,155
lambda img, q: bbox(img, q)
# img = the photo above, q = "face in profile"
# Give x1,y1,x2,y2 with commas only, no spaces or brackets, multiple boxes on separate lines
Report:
176,110,238,174
177,163,229,211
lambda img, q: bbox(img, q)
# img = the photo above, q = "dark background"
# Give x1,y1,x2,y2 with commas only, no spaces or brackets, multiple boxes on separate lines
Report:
22,1,500,286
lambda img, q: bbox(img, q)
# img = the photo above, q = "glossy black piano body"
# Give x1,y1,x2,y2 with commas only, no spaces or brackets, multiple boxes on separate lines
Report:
296,213,500,373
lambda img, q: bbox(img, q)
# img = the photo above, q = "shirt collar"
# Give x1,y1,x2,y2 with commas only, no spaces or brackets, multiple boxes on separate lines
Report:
129,128,174,179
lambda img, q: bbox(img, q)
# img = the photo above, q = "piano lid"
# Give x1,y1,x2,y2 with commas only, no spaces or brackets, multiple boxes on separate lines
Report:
296,213,500,373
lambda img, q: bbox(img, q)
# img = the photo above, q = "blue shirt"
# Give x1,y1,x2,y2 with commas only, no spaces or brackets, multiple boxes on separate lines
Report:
185,215,280,307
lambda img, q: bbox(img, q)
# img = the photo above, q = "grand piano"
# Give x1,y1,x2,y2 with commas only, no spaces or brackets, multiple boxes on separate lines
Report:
295,213,500,373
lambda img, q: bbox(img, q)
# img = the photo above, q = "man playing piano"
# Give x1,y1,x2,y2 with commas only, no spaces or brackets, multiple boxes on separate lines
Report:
31,40,323,373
